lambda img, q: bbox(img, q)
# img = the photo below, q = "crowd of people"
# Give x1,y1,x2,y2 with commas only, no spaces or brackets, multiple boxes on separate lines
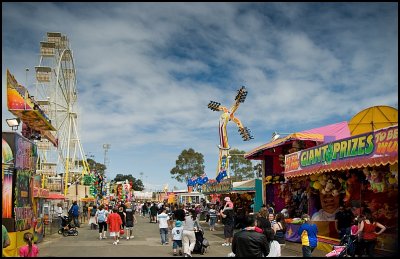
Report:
3,194,386,258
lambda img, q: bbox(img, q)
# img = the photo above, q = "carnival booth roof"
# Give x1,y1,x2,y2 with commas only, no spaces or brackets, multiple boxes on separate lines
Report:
46,193,66,199
245,121,350,160
232,179,256,192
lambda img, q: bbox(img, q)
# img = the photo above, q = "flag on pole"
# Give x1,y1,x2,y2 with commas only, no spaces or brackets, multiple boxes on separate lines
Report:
216,170,227,183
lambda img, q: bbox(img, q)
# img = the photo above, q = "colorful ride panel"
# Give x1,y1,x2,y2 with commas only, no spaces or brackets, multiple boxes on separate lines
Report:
6,69,57,146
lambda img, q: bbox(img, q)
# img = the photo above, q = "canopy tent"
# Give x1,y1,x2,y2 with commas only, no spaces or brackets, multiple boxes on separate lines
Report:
348,106,398,136
232,179,256,192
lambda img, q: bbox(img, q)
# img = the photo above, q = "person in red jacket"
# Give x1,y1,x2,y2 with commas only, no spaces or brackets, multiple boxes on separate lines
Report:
107,207,123,245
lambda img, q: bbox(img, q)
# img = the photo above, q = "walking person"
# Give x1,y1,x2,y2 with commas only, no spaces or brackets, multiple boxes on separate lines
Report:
89,205,98,230
107,207,123,245
356,212,386,257
208,204,218,231
220,206,235,246
335,204,354,240
125,202,137,239
298,214,318,257
142,203,148,218
272,212,286,245
157,207,170,245
150,203,158,223
231,215,269,257
69,201,80,228
96,204,109,239
182,209,199,257
117,205,126,235
173,204,186,222
172,220,184,256
56,203,64,229
82,203,88,222
19,232,39,257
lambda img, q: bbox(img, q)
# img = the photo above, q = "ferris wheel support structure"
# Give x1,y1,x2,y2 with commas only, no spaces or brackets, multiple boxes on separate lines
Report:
34,32,90,197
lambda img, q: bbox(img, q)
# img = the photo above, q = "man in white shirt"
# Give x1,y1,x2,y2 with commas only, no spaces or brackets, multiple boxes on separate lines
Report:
157,208,170,245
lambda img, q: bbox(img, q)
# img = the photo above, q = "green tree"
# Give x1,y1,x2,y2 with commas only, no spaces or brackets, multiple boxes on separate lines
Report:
86,158,106,177
229,149,254,181
253,162,263,178
113,174,144,191
170,148,205,183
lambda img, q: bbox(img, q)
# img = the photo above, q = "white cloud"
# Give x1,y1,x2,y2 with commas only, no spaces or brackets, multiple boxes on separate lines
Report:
2,3,398,189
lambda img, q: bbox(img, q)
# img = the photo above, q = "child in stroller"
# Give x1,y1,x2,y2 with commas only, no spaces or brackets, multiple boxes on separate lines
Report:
192,227,209,255
325,234,356,257
58,215,79,236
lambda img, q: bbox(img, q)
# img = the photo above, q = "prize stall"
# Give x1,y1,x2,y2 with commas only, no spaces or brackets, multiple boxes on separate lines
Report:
202,178,262,214
2,132,37,257
284,124,398,255
244,121,350,212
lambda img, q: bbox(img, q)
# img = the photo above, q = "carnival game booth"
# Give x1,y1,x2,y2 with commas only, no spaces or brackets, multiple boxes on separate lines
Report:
284,124,398,255
245,121,351,214
202,178,263,216
231,179,263,214
2,132,38,257
202,178,233,205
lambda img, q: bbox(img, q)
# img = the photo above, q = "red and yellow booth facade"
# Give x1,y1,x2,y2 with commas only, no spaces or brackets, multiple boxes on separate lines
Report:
284,125,398,255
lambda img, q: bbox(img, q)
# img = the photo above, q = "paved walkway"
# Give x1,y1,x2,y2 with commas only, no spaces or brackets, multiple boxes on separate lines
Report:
37,214,327,257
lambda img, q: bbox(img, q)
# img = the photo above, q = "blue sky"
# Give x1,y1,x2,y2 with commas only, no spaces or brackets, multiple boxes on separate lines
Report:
2,3,398,191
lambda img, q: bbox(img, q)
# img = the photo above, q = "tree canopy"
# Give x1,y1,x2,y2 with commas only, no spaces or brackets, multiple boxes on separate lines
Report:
229,149,254,181
86,158,106,177
170,148,205,183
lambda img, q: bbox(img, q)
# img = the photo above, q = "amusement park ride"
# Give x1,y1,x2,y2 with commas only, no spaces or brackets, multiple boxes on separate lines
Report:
6,32,90,197
207,86,253,182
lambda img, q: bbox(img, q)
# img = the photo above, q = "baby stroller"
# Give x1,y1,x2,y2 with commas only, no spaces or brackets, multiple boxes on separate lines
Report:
325,234,356,257
58,215,79,237
192,227,209,255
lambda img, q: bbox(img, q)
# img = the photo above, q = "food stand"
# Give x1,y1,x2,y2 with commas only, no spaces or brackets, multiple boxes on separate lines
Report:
284,125,398,255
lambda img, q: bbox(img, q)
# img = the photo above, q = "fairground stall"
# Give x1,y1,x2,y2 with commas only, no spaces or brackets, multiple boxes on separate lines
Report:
202,178,263,214
284,124,398,255
2,132,37,257
244,121,350,214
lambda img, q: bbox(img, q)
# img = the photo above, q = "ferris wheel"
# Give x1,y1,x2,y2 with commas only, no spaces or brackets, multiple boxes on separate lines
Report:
34,32,89,195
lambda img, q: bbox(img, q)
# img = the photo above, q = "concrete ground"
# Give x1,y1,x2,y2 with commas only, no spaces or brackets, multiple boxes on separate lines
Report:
37,214,327,257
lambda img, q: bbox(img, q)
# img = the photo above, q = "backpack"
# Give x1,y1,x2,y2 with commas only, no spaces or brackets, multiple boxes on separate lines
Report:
97,210,106,222
90,208,97,217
